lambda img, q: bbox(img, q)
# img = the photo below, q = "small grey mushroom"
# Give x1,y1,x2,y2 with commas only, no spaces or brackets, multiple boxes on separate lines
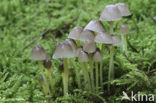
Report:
100,4,122,21
116,3,131,16
83,40,96,53
68,26,83,40
78,50,89,62
93,49,102,62
31,45,47,60
84,19,105,33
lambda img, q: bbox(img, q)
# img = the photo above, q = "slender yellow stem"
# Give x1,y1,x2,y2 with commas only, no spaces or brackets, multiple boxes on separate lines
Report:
63,58,69,96
71,58,81,88
45,69,53,92
100,44,104,87
95,62,99,91
38,61,50,95
89,53,95,90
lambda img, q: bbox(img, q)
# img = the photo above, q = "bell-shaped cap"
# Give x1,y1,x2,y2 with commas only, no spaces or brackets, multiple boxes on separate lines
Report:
76,47,83,56
52,41,76,59
94,32,113,44
78,50,89,62
100,4,122,21
116,3,131,16
111,35,121,46
79,29,95,41
93,48,102,62
84,19,105,33
65,39,77,54
68,26,83,40
31,45,47,60
83,40,96,53
120,24,129,35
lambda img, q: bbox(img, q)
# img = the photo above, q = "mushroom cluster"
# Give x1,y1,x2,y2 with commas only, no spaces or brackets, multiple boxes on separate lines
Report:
31,2,131,97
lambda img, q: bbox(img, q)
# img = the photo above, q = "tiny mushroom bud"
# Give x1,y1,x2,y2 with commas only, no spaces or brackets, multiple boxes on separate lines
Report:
93,49,102,62
120,24,129,35
59,63,64,72
84,19,105,33
100,4,122,21
68,26,83,40
43,59,52,69
79,29,95,41
83,40,96,53
111,35,121,46
31,45,47,60
116,3,131,16
94,32,113,44
78,50,89,62
39,76,44,84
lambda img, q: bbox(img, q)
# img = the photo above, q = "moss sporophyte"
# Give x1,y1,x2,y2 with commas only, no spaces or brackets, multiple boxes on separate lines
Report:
30,2,132,100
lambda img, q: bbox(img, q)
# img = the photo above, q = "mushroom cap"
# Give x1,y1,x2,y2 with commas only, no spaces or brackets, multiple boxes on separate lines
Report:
100,4,122,21
93,48,102,62
79,29,95,41
83,40,96,53
65,39,77,54
120,24,129,35
52,41,76,59
84,19,105,33
68,26,83,40
31,45,47,60
76,47,83,56
78,50,89,62
116,3,131,16
94,32,113,44
111,35,121,46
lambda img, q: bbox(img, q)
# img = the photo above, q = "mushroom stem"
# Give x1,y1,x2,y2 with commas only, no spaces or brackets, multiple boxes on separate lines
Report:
38,61,50,95
45,69,53,92
108,46,115,91
121,34,128,55
63,58,69,96
110,21,114,34
81,62,91,90
100,44,104,87
71,58,81,88
95,62,99,91
89,53,95,90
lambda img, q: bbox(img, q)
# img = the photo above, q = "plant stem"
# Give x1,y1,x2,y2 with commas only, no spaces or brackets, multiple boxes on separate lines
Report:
122,35,128,55
38,61,50,95
110,21,114,34
95,62,99,91
108,46,115,91
71,58,81,88
100,44,104,87
63,58,69,96
45,69,53,92
89,53,95,90
80,62,91,90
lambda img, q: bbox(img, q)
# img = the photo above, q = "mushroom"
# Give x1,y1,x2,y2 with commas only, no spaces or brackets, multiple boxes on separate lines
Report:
31,45,50,95
83,40,96,53
116,3,131,16
68,26,83,46
120,24,129,54
52,41,77,95
99,4,122,34
93,48,102,90
79,29,95,41
84,19,105,33
78,49,91,90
